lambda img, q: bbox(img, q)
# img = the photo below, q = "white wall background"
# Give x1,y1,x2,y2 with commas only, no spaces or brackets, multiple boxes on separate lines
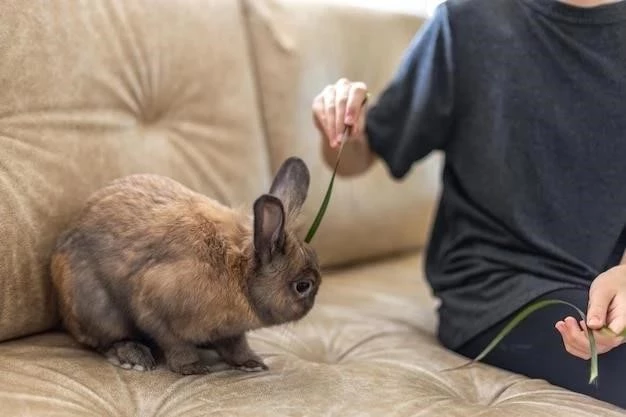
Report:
331,0,445,17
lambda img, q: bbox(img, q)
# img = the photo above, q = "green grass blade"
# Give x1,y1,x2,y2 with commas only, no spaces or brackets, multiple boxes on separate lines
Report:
304,137,346,244
471,298,598,384
304,95,370,244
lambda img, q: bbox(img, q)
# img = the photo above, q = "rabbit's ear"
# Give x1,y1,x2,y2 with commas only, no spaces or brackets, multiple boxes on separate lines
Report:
269,157,310,217
253,194,286,264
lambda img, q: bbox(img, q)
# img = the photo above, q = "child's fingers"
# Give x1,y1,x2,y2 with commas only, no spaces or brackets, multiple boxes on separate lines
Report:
556,318,590,359
565,317,591,352
555,321,585,358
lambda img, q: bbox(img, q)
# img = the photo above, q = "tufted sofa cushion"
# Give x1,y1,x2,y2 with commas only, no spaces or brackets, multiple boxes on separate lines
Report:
0,0,270,342
1,253,624,416
243,0,444,268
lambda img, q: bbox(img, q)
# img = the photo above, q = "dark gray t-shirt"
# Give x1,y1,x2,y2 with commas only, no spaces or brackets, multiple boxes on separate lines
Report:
366,0,626,350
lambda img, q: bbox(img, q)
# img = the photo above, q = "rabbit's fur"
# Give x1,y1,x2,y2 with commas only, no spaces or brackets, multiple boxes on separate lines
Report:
50,157,321,375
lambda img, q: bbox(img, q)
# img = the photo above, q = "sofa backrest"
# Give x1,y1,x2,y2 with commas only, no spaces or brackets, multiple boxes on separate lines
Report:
0,0,271,342
243,0,442,268
0,0,441,343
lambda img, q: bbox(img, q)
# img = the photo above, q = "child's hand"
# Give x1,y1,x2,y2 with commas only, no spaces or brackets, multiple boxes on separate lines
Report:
555,265,626,359
312,78,369,149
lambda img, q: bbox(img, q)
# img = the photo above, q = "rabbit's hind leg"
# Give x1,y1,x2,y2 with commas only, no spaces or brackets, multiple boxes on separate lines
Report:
85,292,157,371
77,282,157,371
58,258,156,371
103,341,156,371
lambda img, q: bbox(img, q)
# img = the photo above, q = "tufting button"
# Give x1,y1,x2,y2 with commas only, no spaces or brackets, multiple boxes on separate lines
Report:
138,102,164,125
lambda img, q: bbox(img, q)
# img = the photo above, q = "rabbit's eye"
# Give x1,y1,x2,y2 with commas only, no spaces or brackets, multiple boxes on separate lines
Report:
292,279,313,298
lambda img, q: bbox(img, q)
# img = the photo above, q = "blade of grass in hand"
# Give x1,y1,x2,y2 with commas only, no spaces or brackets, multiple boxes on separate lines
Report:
457,299,599,384
304,128,350,244
304,93,369,244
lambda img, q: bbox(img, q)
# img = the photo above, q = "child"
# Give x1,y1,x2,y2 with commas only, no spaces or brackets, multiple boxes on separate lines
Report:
312,0,626,408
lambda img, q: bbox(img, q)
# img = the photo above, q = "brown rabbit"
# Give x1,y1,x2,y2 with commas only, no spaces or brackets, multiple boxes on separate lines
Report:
50,157,321,375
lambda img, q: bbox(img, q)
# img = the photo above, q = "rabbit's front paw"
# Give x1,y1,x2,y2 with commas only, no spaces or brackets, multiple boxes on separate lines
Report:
213,334,269,372
105,341,156,371
164,344,211,375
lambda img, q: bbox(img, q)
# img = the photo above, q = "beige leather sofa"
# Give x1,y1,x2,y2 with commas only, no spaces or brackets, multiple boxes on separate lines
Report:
1,0,624,415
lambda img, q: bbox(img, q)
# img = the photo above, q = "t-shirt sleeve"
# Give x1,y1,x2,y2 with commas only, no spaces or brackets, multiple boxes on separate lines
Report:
365,4,455,179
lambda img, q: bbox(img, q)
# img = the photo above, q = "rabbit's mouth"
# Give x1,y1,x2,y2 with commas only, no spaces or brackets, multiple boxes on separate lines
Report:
247,288,319,327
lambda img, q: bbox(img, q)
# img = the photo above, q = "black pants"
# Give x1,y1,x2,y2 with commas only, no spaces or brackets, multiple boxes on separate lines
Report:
455,288,626,409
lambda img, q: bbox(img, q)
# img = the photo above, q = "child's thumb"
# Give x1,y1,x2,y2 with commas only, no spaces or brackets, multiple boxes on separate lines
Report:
587,285,614,329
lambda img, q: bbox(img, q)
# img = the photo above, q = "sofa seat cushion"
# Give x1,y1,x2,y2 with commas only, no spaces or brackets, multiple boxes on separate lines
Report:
0,252,622,417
